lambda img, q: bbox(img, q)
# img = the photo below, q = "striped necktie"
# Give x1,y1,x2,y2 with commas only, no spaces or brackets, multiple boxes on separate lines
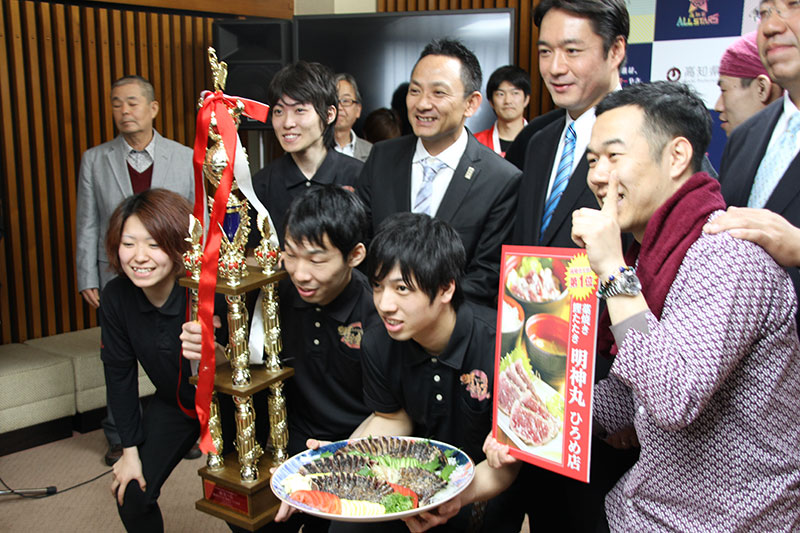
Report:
413,157,447,216
748,113,800,208
541,123,576,240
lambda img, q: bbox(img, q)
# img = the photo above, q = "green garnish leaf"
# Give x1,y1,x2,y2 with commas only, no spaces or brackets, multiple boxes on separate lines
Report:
419,458,440,472
440,464,456,482
444,449,456,458
357,465,373,476
499,344,536,380
546,393,565,419
319,451,333,458
381,493,414,513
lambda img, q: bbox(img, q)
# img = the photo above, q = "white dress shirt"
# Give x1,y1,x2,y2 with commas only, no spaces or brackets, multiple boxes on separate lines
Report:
334,130,358,158
762,91,800,159
544,108,596,200
410,128,469,216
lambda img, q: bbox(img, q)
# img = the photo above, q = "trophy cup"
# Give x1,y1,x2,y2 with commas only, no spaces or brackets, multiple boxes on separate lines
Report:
180,48,292,531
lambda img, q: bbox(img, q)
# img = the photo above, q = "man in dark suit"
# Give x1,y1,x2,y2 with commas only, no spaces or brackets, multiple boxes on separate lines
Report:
717,2,800,321
512,0,627,251
504,107,563,169
507,2,640,531
357,39,521,308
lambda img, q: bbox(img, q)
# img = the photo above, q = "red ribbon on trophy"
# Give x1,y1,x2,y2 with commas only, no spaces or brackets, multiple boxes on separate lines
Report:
190,90,269,454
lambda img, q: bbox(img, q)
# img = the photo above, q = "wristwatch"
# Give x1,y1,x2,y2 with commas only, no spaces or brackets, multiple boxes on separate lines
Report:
598,266,642,300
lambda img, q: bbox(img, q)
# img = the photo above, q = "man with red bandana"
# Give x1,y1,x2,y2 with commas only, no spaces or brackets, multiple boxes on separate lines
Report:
714,32,782,136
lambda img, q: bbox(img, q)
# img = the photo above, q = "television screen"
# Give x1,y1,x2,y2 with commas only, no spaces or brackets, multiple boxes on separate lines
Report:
294,10,515,133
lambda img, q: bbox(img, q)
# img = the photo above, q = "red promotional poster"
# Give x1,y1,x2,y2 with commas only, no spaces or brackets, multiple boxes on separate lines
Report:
493,245,599,483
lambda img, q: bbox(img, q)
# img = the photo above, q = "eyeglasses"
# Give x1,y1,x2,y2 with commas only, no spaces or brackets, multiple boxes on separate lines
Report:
338,98,358,108
754,0,800,21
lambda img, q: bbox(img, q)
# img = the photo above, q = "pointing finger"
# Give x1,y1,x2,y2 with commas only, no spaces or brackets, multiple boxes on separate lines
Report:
601,172,619,221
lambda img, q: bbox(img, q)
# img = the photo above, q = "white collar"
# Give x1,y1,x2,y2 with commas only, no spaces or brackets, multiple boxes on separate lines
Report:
344,129,358,150
782,91,799,121
123,131,157,157
412,127,469,169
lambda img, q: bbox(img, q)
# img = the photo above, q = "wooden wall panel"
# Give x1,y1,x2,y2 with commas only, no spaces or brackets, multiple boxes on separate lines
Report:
0,0,220,344
377,0,554,118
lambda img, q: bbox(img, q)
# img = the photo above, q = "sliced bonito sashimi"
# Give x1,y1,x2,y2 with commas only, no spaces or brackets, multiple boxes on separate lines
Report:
311,472,394,503
509,396,560,446
497,371,525,414
299,453,374,475
336,436,448,467
393,467,447,504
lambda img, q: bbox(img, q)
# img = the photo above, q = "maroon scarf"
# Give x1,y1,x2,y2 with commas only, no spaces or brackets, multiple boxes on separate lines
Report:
596,172,726,358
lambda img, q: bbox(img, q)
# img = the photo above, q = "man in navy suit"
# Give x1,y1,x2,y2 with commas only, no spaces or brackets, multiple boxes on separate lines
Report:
356,39,521,309
512,0,627,250
717,0,800,322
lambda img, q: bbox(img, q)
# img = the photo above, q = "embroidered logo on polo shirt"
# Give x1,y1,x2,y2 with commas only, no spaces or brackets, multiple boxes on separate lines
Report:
460,370,490,401
338,322,363,349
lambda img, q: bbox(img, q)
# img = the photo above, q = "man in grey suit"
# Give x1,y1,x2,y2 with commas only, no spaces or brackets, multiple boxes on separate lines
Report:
76,75,193,307
357,39,521,308
333,73,372,162
75,75,194,465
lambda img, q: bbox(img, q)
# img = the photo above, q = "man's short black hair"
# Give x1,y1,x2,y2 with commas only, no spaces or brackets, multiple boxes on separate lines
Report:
284,185,368,259
595,81,712,173
416,38,482,96
368,213,465,310
268,61,338,149
534,0,629,61
486,65,532,99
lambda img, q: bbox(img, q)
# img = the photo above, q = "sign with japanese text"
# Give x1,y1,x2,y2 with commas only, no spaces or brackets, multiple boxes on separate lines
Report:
493,246,598,483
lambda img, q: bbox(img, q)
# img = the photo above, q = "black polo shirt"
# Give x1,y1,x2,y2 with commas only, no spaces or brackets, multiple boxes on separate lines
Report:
251,149,363,247
101,277,196,447
362,302,496,463
279,269,377,454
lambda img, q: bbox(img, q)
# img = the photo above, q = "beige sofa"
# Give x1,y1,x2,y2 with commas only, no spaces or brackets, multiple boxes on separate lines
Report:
0,327,155,454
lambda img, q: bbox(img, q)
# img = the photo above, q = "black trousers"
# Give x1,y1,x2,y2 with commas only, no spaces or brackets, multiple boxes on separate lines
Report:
116,395,200,532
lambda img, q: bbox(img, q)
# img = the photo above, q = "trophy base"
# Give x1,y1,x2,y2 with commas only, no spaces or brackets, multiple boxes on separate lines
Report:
196,453,280,531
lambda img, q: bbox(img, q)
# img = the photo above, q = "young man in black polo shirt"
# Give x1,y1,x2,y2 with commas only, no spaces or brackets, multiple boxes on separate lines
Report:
182,186,376,533
328,213,521,533
275,186,376,457
250,61,363,247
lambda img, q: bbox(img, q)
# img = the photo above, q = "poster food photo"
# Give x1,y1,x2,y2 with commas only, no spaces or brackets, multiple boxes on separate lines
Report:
493,246,599,483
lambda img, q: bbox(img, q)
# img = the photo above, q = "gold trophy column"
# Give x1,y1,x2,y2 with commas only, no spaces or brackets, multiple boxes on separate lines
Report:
180,47,294,531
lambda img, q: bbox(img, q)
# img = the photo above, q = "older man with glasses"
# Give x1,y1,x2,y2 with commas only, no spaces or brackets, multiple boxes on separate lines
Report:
333,73,373,162
718,0,800,329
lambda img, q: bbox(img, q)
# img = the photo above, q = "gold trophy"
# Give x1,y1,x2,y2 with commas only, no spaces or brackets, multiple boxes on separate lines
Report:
180,47,292,531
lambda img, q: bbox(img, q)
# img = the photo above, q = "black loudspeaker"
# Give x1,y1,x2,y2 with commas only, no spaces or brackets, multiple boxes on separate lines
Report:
213,19,292,129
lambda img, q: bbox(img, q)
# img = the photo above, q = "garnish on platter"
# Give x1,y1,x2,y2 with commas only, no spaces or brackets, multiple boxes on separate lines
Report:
271,436,475,522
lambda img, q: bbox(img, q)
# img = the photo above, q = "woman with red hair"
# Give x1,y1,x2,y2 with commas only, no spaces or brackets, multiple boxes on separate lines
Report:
101,188,198,532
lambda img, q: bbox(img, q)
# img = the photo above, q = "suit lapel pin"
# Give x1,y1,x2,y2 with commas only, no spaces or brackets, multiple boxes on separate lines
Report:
465,166,475,180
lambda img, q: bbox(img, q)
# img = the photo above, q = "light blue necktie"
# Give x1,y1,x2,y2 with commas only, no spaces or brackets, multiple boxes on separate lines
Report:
413,157,447,216
541,123,576,240
748,113,800,208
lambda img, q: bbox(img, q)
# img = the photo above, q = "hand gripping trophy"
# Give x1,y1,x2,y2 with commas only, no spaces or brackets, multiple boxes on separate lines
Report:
181,47,291,530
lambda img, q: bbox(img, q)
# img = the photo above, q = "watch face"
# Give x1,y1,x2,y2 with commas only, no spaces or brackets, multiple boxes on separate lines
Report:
621,270,641,294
